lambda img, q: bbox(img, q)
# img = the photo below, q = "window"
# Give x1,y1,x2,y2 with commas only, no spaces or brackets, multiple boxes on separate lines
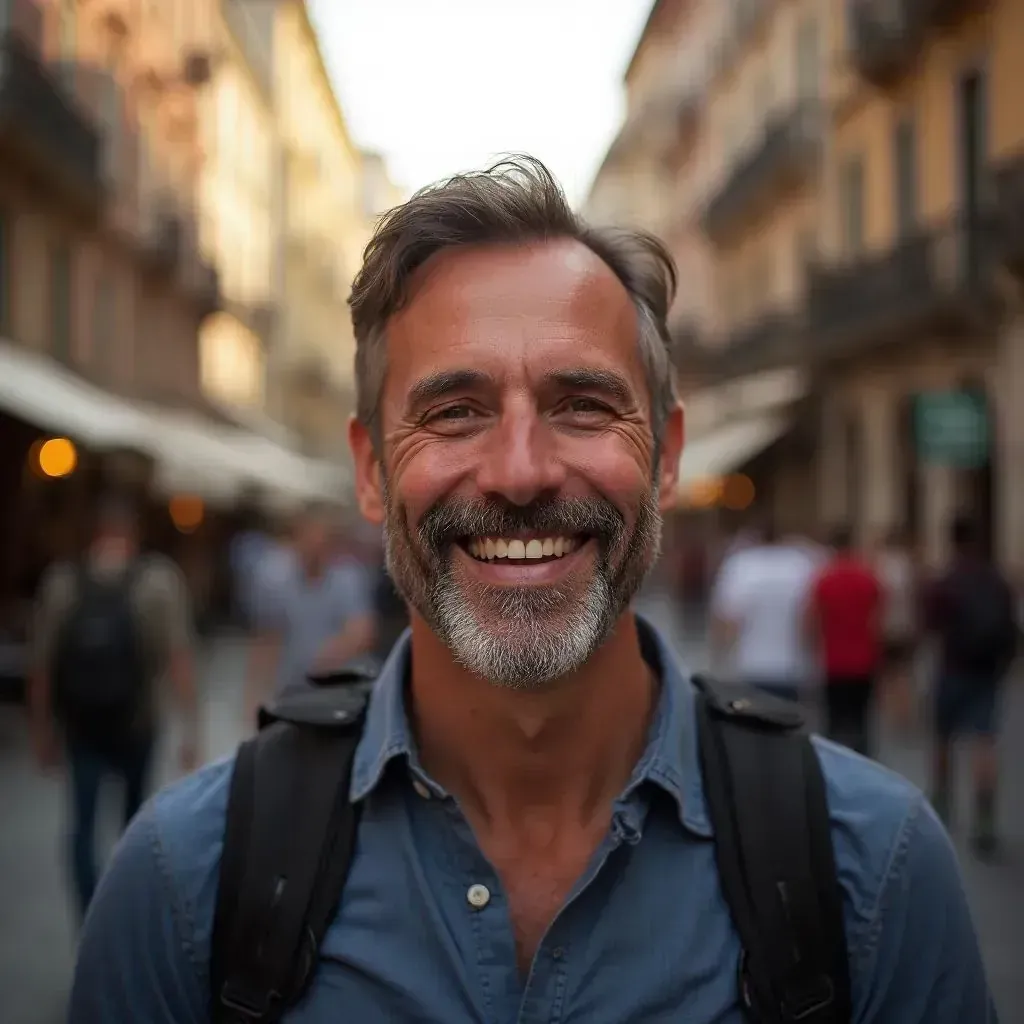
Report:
796,16,819,101
50,241,73,362
893,114,918,237
839,155,865,256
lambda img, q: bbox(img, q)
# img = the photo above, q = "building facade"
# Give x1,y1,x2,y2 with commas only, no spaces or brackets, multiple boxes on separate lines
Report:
590,0,1024,574
1,0,217,407
0,0,222,649
196,0,277,419
271,0,400,461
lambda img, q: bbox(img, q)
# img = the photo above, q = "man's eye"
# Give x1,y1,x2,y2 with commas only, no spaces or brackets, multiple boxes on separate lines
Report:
564,398,610,415
432,405,476,421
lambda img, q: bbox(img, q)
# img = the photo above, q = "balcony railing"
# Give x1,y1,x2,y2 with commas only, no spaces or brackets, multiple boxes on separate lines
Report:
806,217,998,360
718,310,804,376
701,102,821,242
993,152,1024,282
848,0,985,86
0,30,104,215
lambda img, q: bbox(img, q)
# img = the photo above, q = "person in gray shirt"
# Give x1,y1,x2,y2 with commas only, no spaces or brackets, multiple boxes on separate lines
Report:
243,503,376,724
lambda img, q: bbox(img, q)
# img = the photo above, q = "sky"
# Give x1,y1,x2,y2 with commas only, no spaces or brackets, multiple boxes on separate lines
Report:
309,0,654,206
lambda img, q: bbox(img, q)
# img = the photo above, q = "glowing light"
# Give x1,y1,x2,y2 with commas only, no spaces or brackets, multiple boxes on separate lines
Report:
169,495,204,533
37,438,78,478
687,477,722,508
722,474,755,511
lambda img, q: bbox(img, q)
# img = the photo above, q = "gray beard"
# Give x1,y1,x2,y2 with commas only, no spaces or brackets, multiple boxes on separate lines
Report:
383,487,662,690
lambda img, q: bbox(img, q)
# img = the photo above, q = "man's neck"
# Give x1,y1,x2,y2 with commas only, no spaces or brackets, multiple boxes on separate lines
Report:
407,612,657,838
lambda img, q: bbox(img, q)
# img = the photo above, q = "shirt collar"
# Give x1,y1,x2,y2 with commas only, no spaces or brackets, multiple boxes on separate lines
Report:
349,615,713,838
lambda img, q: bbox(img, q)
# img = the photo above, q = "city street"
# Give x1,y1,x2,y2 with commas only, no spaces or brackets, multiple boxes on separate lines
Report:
1,597,1022,1022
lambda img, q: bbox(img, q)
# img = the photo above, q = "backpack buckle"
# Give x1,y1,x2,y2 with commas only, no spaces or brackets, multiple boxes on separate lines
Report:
219,979,281,1022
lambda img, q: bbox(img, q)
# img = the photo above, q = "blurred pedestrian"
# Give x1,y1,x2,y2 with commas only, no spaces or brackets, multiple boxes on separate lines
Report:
710,514,818,701
243,503,377,724
875,526,919,730
27,494,199,919
808,525,883,757
925,516,1018,855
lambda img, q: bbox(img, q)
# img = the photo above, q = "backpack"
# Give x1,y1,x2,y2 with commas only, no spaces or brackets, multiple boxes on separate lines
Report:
943,562,1018,674
51,561,148,739
210,670,852,1024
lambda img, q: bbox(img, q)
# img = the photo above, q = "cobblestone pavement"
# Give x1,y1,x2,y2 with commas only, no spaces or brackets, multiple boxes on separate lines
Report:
1,608,1021,1022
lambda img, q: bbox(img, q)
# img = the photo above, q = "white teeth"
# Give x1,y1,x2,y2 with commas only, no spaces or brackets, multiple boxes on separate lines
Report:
506,539,527,559
465,536,581,561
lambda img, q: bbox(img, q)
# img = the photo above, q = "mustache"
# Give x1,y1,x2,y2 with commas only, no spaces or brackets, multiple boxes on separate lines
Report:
418,496,625,552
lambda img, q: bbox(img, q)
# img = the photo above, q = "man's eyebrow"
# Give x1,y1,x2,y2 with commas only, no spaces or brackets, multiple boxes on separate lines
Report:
546,368,636,405
405,369,491,413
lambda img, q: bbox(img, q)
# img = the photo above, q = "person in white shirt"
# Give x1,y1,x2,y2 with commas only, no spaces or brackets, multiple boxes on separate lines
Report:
710,518,820,701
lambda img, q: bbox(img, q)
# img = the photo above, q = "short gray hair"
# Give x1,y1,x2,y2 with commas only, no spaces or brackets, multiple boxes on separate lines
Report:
349,155,678,448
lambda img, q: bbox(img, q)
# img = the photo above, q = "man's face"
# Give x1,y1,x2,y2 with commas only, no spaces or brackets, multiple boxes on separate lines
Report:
350,241,683,688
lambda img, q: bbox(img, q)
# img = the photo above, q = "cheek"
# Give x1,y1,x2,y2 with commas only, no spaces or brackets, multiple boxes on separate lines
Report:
388,449,463,525
564,437,652,510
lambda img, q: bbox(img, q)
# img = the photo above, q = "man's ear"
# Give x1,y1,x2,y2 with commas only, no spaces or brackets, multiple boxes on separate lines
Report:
657,403,684,512
349,416,384,524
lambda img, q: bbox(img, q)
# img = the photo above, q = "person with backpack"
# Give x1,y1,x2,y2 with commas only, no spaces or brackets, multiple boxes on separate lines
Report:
68,158,994,1023
925,516,1018,855
28,494,199,918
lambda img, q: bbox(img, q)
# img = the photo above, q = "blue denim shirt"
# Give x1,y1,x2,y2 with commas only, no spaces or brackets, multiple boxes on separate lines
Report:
69,618,996,1023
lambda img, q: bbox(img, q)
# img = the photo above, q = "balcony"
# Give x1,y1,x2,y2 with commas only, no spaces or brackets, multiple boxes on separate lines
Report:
0,30,104,217
806,217,998,362
701,102,822,243
716,310,805,378
847,0,985,87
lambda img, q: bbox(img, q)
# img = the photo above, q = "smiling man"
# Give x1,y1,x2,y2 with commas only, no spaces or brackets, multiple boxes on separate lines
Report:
68,158,995,1023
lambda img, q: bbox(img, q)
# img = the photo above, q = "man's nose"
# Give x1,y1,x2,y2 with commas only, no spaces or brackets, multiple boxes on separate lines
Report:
474,408,566,506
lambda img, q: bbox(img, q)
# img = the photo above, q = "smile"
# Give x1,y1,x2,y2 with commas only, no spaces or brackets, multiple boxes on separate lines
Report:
462,535,584,563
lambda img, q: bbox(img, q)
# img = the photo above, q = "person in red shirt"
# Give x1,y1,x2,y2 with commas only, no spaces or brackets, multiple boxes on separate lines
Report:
808,525,883,757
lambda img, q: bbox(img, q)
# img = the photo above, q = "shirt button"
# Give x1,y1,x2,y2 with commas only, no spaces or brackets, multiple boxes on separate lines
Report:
466,883,491,909
552,946,565,960
411,778,431,800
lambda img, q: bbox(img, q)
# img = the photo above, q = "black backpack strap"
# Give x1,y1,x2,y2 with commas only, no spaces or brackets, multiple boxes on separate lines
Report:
693,676,852,1024
210,672,373,1023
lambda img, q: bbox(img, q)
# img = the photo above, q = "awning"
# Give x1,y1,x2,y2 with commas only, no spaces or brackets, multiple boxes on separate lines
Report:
146,409,350,509
678,412,789,484
0,339,153,449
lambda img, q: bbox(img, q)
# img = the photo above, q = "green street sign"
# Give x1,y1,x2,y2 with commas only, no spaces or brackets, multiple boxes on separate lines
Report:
914,391,989,468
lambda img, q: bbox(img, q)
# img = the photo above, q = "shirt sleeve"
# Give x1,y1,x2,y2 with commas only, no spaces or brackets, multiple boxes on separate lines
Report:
856,797,998,1023
67,809,206,1024
145,557,194,661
